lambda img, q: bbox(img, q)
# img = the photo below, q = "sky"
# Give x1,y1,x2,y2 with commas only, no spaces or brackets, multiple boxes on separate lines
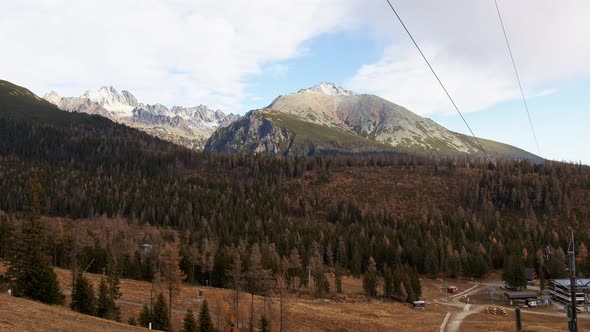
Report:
1,0,589,163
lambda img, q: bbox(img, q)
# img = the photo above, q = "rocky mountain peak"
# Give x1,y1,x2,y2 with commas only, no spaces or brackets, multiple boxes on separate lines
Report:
42,86,239,150
43,91,62,105
298,82,356,96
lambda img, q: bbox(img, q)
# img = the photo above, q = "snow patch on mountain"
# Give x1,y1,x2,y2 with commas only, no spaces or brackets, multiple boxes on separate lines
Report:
298,82,356,96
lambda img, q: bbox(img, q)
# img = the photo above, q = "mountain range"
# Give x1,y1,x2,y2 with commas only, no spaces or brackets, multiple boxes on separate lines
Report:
35,81,539,160
43,87,238,149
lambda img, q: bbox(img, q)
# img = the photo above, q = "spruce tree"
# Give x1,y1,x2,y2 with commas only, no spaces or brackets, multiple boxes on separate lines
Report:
0,215,12,259
334,265,343,294
70,272,96,315
411,269,422,301
362,257,379,297
399,281,408,302
153,293,171,331
198,299,215,332
95,261,122,321
503,255,527,290
259,314,270,332
139,304,152,328
97,276,120,320
6,175,64,305
502,256,515,288
106,260,122,302
382,265,393,298
314,266,330,298
182,309,198,332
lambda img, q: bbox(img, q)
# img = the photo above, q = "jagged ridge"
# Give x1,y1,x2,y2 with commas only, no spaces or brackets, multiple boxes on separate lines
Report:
43,88,239,149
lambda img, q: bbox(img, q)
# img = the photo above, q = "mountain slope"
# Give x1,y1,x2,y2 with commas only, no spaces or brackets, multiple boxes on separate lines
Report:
0,79,193,176
206,110,399,156
206,82,540,160
43,87,238,149
0,294,145,332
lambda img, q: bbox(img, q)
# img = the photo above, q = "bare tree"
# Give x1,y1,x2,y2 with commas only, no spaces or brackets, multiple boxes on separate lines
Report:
228,250,243,329
159,243,185,320
245,244,273,330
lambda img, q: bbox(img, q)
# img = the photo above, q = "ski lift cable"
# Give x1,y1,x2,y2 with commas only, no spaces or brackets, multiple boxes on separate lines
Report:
384,0,493,163
492,0,542,156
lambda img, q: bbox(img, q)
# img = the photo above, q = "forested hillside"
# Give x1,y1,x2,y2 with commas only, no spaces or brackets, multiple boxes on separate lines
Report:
1,80,590,303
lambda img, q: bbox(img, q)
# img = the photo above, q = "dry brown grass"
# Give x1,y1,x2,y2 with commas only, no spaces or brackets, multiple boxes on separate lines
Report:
420,277,475,300
0,294,145,332
52,267,450,331
6,262,587,332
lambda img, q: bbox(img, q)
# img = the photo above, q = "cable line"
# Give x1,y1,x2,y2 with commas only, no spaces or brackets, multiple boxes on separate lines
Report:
384,0,492,163
493,0,541,156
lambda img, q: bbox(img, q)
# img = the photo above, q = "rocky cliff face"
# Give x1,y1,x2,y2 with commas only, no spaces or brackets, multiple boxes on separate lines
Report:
205,109,399,156
43,87,238,149
205,111,295,155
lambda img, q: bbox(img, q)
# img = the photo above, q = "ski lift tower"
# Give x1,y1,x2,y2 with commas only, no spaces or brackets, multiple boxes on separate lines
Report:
567,227,578,332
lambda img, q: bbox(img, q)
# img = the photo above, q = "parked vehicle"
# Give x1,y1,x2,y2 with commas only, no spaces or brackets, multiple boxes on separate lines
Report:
412,300,426,309
526,298,538,307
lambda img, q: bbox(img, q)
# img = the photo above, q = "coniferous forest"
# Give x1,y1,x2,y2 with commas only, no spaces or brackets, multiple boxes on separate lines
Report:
1,81,590,308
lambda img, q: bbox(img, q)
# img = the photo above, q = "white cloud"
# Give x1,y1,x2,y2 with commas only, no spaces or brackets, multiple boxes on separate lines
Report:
0,0,357,113
347,44,523,115
346,0,590,115
2,0,589,117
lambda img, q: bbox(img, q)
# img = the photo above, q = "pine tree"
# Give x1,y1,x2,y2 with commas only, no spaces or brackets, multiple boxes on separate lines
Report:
502,256,515,288
399,281,408,302
503,255,527,290
577,243,589,274
405,267,422,302
96,275,120,320
97,277,110,317
362,257,379,297
337,237,347,265
424,249,439,278
153,293,171,331
382,265,393,298
139,304,152,328
259,314,270,332
182,309,198,332
70,272,96,315
314,266,330,298
106,260,122,302
198,299,215,332
6,175,64,305
0,215,12,259
334,265,343,294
